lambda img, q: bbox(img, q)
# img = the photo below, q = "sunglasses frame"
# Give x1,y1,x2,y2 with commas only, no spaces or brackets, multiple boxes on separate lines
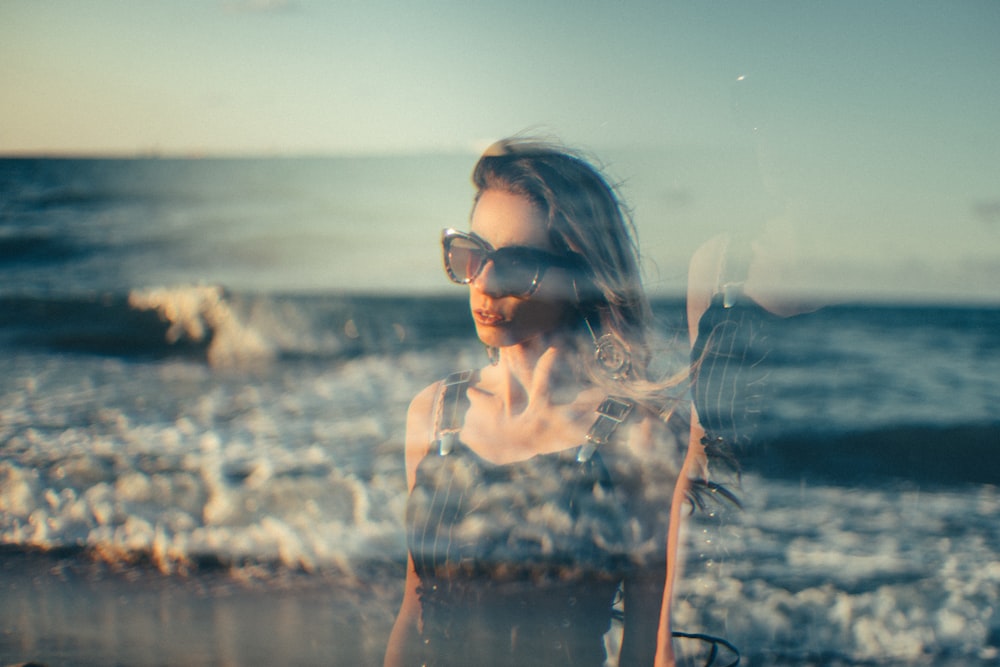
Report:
441,228,583,298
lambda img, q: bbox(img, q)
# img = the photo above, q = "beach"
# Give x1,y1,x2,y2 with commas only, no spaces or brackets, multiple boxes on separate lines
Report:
1,546,399,666
2,157,999,665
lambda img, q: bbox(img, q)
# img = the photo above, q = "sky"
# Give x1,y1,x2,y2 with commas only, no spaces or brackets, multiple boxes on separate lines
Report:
2,0,999,302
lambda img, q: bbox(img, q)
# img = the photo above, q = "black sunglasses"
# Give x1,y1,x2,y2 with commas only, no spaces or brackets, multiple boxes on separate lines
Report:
441,228,584,297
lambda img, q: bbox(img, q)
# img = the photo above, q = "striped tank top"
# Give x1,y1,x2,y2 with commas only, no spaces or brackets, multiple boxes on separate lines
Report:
405,372,637,667
691,235,776,449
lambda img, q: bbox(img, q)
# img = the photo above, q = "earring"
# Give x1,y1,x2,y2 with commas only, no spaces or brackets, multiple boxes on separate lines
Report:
486,345,500,366
583,317,630,380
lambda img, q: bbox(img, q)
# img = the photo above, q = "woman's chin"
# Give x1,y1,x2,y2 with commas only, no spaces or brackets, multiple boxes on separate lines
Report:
477,327,570,354
475,328,513,349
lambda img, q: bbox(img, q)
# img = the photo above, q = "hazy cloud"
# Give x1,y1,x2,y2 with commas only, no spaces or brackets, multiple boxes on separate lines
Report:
972,200,1000,227
220,0,298,14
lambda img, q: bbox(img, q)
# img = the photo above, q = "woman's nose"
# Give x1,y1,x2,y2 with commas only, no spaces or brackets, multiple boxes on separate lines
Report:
471,259,504,297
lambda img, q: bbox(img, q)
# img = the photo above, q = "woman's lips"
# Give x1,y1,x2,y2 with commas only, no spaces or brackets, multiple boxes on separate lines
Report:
473,309,506,326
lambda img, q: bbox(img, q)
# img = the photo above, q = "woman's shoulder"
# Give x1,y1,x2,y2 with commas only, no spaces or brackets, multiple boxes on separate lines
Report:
404,370,479,489
599,402,682,533
407,380,442,419
596,399,685,482
406,369,478,428
624,403,683,453
403,380,444,490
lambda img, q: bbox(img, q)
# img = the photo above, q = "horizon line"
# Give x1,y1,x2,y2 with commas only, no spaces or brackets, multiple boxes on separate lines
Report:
0,138,725,161
0,147,485,160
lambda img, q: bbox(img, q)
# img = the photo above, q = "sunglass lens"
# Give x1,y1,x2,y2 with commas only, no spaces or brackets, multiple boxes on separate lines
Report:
492,250,538,295
446,236,485,283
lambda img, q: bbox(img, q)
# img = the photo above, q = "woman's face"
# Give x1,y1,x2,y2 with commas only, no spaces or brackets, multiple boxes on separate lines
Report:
467,189,575,349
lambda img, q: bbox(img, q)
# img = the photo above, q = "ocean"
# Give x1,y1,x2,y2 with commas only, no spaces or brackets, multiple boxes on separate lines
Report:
1,157,998,666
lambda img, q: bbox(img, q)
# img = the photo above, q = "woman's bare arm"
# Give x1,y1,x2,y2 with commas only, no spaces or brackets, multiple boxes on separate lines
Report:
383,554,424,667
383,383,440,667
614,412,681,666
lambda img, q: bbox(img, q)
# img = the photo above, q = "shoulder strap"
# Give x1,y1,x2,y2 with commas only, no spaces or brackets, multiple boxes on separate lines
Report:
432,375,635,462
577,396,635,462
714,233,754,308
431,370,474,456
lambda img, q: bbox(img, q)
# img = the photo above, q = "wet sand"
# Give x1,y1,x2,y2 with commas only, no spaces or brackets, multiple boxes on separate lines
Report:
4,545,993,666
0,548,401,666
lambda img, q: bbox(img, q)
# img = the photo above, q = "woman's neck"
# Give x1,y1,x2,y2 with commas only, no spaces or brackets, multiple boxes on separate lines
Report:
485,335,583,417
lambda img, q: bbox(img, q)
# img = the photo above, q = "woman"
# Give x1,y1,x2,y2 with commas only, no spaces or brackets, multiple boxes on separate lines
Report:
384,139,687,667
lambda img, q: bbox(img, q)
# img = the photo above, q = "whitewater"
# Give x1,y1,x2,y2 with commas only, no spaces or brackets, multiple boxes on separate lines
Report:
1,157,998,665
